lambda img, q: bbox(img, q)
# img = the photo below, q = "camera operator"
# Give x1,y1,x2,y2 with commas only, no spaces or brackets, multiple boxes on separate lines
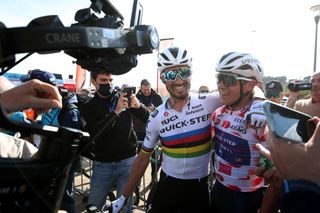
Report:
80,71,149,212
256,117,320,213
285,72,320,117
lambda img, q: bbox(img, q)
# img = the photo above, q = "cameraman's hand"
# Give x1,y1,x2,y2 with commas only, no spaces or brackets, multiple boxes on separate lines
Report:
114,93,128,115
111,195,126,213
130,94,141,109
0,79,62,113
244,100,266,129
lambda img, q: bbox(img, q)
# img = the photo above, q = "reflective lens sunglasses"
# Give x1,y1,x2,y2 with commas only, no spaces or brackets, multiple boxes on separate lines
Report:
216,73,253,87
265,91,281,98
161,68,192,83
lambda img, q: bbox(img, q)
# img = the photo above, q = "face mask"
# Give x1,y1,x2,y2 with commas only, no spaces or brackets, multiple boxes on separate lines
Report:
98,83,113,97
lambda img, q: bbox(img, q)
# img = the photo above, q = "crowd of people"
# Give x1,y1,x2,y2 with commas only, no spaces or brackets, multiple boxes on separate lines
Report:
0,46,319,213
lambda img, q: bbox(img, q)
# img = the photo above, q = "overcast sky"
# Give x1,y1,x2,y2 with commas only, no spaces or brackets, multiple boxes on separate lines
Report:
1,0,320,90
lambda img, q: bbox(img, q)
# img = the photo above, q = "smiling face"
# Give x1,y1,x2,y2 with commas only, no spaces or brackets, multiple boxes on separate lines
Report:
162,65,192,100
216,73,256,110
311,72,320,99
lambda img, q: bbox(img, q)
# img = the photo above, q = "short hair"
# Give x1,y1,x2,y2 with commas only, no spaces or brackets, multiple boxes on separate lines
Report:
90,71,111,80
141,79,151,87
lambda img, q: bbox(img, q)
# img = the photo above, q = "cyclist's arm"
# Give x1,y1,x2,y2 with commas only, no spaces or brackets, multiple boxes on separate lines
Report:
123,151,151,198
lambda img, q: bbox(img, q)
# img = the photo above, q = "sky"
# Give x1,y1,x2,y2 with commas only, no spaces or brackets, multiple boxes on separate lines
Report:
1,0,320,91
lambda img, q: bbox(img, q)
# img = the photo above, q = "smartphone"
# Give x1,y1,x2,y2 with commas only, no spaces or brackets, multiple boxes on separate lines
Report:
262,100,315,143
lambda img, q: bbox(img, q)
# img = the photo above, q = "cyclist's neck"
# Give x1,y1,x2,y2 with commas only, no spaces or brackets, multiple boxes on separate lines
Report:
168,95,190,112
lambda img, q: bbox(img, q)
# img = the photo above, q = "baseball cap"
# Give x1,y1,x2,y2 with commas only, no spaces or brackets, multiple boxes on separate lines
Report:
20,69,57,86
265,80,283,98
265,80,283,92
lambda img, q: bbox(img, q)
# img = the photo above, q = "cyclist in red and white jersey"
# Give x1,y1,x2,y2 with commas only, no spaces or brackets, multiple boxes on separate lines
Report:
111,48,266,213
210,52,267,213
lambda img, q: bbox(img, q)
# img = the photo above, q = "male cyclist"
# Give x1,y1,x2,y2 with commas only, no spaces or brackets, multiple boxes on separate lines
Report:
111,48,266,213
210,52,267,213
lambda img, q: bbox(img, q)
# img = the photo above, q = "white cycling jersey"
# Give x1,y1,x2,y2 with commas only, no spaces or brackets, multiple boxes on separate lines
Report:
211,100,266,192
141,93,221,179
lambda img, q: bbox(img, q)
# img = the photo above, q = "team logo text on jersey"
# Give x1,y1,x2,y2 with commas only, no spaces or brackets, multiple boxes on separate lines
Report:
233,117,245,125
214,128,251,166
230,125,247,134
186,104,204,115
160,114,211,133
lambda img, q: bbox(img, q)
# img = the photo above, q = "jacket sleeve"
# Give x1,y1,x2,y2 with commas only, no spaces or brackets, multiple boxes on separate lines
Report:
80,104,118,140
130,104,150,123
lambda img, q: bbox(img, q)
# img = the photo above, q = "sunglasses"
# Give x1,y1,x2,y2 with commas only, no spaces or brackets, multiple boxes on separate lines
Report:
216,73,253,87
161,68,192,83
265,91,281,98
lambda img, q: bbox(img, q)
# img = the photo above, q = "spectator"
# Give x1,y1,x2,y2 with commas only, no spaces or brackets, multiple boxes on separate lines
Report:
210,52,266,213
260,79,285,213
265,80,285,104
286,71,320,117
257,117,320,213
134,78,163,183
199,85,210,94
20,69,81,213
80,71,149,212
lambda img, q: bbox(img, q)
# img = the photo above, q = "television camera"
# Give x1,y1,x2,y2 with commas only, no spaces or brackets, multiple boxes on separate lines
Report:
0,0,159,212
0,0,159,75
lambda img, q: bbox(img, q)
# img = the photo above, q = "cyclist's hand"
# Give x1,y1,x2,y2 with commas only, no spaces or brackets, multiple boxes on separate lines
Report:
244,101,266,129
111,195,126,213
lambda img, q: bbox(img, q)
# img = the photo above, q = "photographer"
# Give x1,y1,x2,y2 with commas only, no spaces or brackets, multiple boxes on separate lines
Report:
285,72,320,117
256,117,320,212
80,71,149,212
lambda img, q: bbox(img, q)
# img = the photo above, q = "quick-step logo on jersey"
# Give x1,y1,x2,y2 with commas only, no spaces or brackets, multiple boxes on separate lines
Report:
213,127,251,166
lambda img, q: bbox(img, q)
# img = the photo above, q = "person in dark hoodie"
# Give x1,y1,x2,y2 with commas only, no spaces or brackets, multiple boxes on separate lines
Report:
20,69,81,213
80,71,149,212
135,79,163,183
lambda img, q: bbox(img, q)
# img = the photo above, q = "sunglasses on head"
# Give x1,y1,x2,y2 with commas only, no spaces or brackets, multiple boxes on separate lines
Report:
216,73,253,87
161,68,192,83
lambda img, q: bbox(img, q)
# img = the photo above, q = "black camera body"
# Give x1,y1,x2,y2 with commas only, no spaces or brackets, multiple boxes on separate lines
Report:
122,86,136,97
0,0,159,75
287,82,312,92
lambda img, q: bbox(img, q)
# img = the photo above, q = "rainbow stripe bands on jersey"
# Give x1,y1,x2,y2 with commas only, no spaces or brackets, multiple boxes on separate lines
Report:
160,125,211,158
141,146,153,155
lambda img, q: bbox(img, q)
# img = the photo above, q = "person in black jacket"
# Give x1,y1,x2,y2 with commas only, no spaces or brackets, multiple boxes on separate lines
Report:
80,71,149,212
134,79,163,183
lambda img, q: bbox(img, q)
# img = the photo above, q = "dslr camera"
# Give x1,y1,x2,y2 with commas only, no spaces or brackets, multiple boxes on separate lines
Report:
122,86,136,106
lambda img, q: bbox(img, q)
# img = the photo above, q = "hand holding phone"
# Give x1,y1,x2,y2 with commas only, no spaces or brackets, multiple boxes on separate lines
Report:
262,100,316,143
